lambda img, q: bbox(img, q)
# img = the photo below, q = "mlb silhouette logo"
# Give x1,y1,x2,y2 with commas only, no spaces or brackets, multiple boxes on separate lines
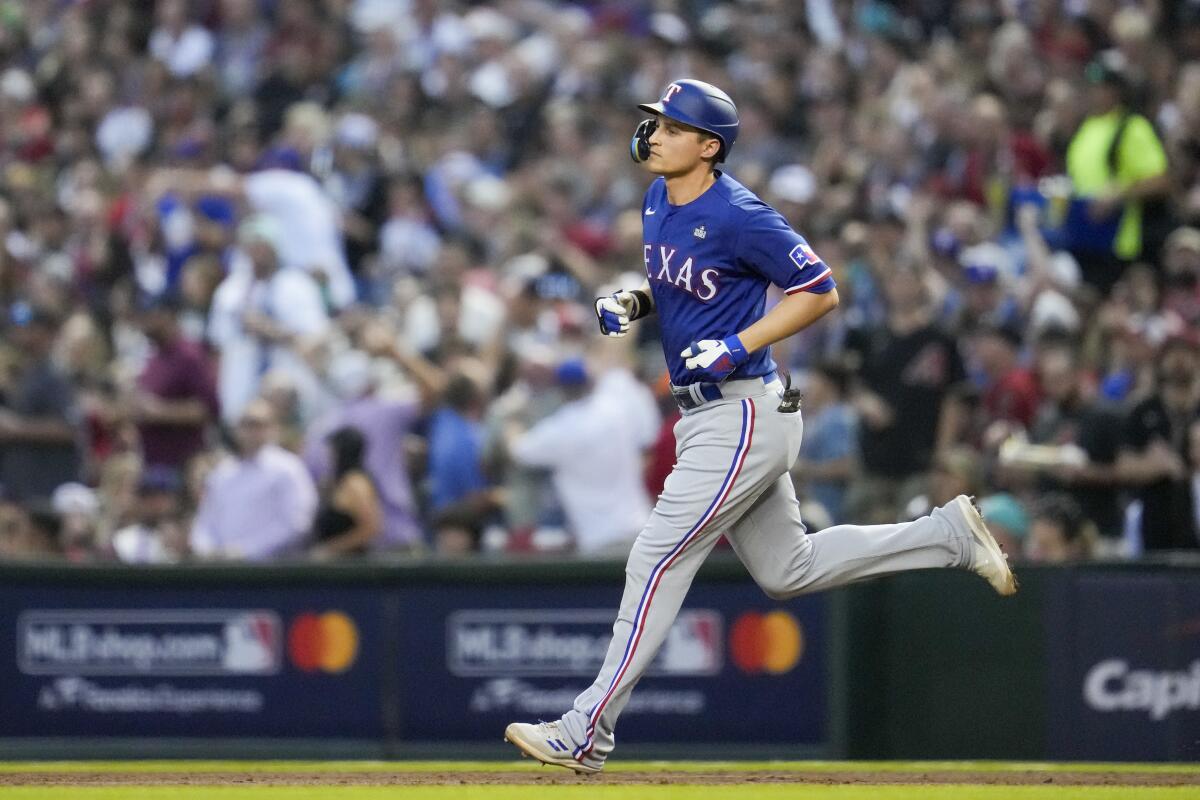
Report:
789,242,820,269
657,611,722,675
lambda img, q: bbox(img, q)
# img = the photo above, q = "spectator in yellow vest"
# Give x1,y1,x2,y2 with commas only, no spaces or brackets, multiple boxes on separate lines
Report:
1065,50,1170,293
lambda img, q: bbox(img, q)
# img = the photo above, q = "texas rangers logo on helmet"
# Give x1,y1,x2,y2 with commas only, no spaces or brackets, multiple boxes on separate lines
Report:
662,83,683,103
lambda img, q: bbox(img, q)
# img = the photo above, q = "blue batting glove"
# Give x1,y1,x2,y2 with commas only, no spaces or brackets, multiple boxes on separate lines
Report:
680,336,748,382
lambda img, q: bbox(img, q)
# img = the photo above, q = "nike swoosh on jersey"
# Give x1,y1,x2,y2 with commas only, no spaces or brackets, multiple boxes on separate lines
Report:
644,207,655,215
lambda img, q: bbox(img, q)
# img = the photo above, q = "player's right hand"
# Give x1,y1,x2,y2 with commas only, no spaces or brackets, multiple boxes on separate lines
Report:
595,292,635,337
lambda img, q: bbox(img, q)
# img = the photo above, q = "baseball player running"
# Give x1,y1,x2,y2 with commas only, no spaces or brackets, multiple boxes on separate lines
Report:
504,79,1016,774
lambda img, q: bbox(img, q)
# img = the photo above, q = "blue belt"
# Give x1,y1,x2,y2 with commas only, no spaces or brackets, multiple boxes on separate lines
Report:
670,371,779,411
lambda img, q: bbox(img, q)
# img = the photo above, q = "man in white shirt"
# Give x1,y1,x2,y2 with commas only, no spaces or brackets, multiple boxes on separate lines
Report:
190,400,317,560
509,359,654,554
241,168,356,309
146,162,357,310
594,365,661,454
208,216,330,424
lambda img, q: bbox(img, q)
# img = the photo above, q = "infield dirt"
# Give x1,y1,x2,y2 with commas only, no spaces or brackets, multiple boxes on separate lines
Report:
0,769,1196,787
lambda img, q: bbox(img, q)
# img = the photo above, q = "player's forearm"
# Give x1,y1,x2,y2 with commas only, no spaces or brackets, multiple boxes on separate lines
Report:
629,280,655,318
737,289,838,354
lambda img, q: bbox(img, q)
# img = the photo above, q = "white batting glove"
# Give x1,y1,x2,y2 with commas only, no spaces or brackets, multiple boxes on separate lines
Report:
595,290,651,337
680,336,748,382
595,293,631,337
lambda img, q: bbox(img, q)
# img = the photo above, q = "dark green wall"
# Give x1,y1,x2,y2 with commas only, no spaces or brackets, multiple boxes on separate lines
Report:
836,570,1047,759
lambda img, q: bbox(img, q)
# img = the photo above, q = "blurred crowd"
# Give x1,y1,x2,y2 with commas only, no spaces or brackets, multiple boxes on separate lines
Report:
0,0,1199,566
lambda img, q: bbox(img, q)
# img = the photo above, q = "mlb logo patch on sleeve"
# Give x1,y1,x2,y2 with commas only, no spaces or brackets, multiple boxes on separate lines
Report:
789,242,820,270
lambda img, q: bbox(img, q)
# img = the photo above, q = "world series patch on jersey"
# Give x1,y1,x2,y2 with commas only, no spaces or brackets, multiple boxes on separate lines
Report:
641,172,836,386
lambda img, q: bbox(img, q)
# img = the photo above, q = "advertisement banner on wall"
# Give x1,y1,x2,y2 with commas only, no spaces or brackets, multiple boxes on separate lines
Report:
396,583,828,746
0,587,387,738
1045,573,1200,761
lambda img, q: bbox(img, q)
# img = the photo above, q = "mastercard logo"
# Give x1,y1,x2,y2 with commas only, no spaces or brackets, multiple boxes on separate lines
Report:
728,611,803,674
288,611,359,673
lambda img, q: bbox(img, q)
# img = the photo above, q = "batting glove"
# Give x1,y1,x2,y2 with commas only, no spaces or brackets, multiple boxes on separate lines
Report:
595,290,651,337
681,336,748,382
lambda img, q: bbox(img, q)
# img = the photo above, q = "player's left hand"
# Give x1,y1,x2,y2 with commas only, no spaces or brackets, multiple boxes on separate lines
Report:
681,336,748,382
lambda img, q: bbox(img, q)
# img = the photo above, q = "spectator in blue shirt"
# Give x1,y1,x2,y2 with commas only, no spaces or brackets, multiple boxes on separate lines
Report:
426,372,488,514
792,363,859,526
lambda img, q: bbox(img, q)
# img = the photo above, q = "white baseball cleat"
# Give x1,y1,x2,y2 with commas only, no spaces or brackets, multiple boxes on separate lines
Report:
504,721,601,774
952,494,1018,596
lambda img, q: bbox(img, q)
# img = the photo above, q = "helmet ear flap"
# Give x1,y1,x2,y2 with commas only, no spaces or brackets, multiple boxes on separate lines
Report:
630,118,657,163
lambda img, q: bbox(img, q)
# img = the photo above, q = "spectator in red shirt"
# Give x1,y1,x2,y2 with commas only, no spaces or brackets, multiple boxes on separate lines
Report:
975,323,1040,431
131,295,219,473
933,93,1050,209
643,373,679,501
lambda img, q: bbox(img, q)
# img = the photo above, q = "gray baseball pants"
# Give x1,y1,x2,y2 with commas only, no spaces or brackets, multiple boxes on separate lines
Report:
558,378,975,768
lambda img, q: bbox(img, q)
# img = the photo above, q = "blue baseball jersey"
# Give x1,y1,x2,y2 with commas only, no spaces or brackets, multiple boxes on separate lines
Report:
642,172,836,386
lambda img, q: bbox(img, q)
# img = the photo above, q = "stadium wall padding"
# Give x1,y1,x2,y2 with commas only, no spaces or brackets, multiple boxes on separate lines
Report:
0,557,1196,761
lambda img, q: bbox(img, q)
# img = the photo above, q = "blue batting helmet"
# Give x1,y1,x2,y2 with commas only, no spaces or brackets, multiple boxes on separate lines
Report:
634,79,740,163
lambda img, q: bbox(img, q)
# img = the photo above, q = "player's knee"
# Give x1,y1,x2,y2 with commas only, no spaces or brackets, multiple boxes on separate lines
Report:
762,586,793,601
756,540,816,600
758,574,799,601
